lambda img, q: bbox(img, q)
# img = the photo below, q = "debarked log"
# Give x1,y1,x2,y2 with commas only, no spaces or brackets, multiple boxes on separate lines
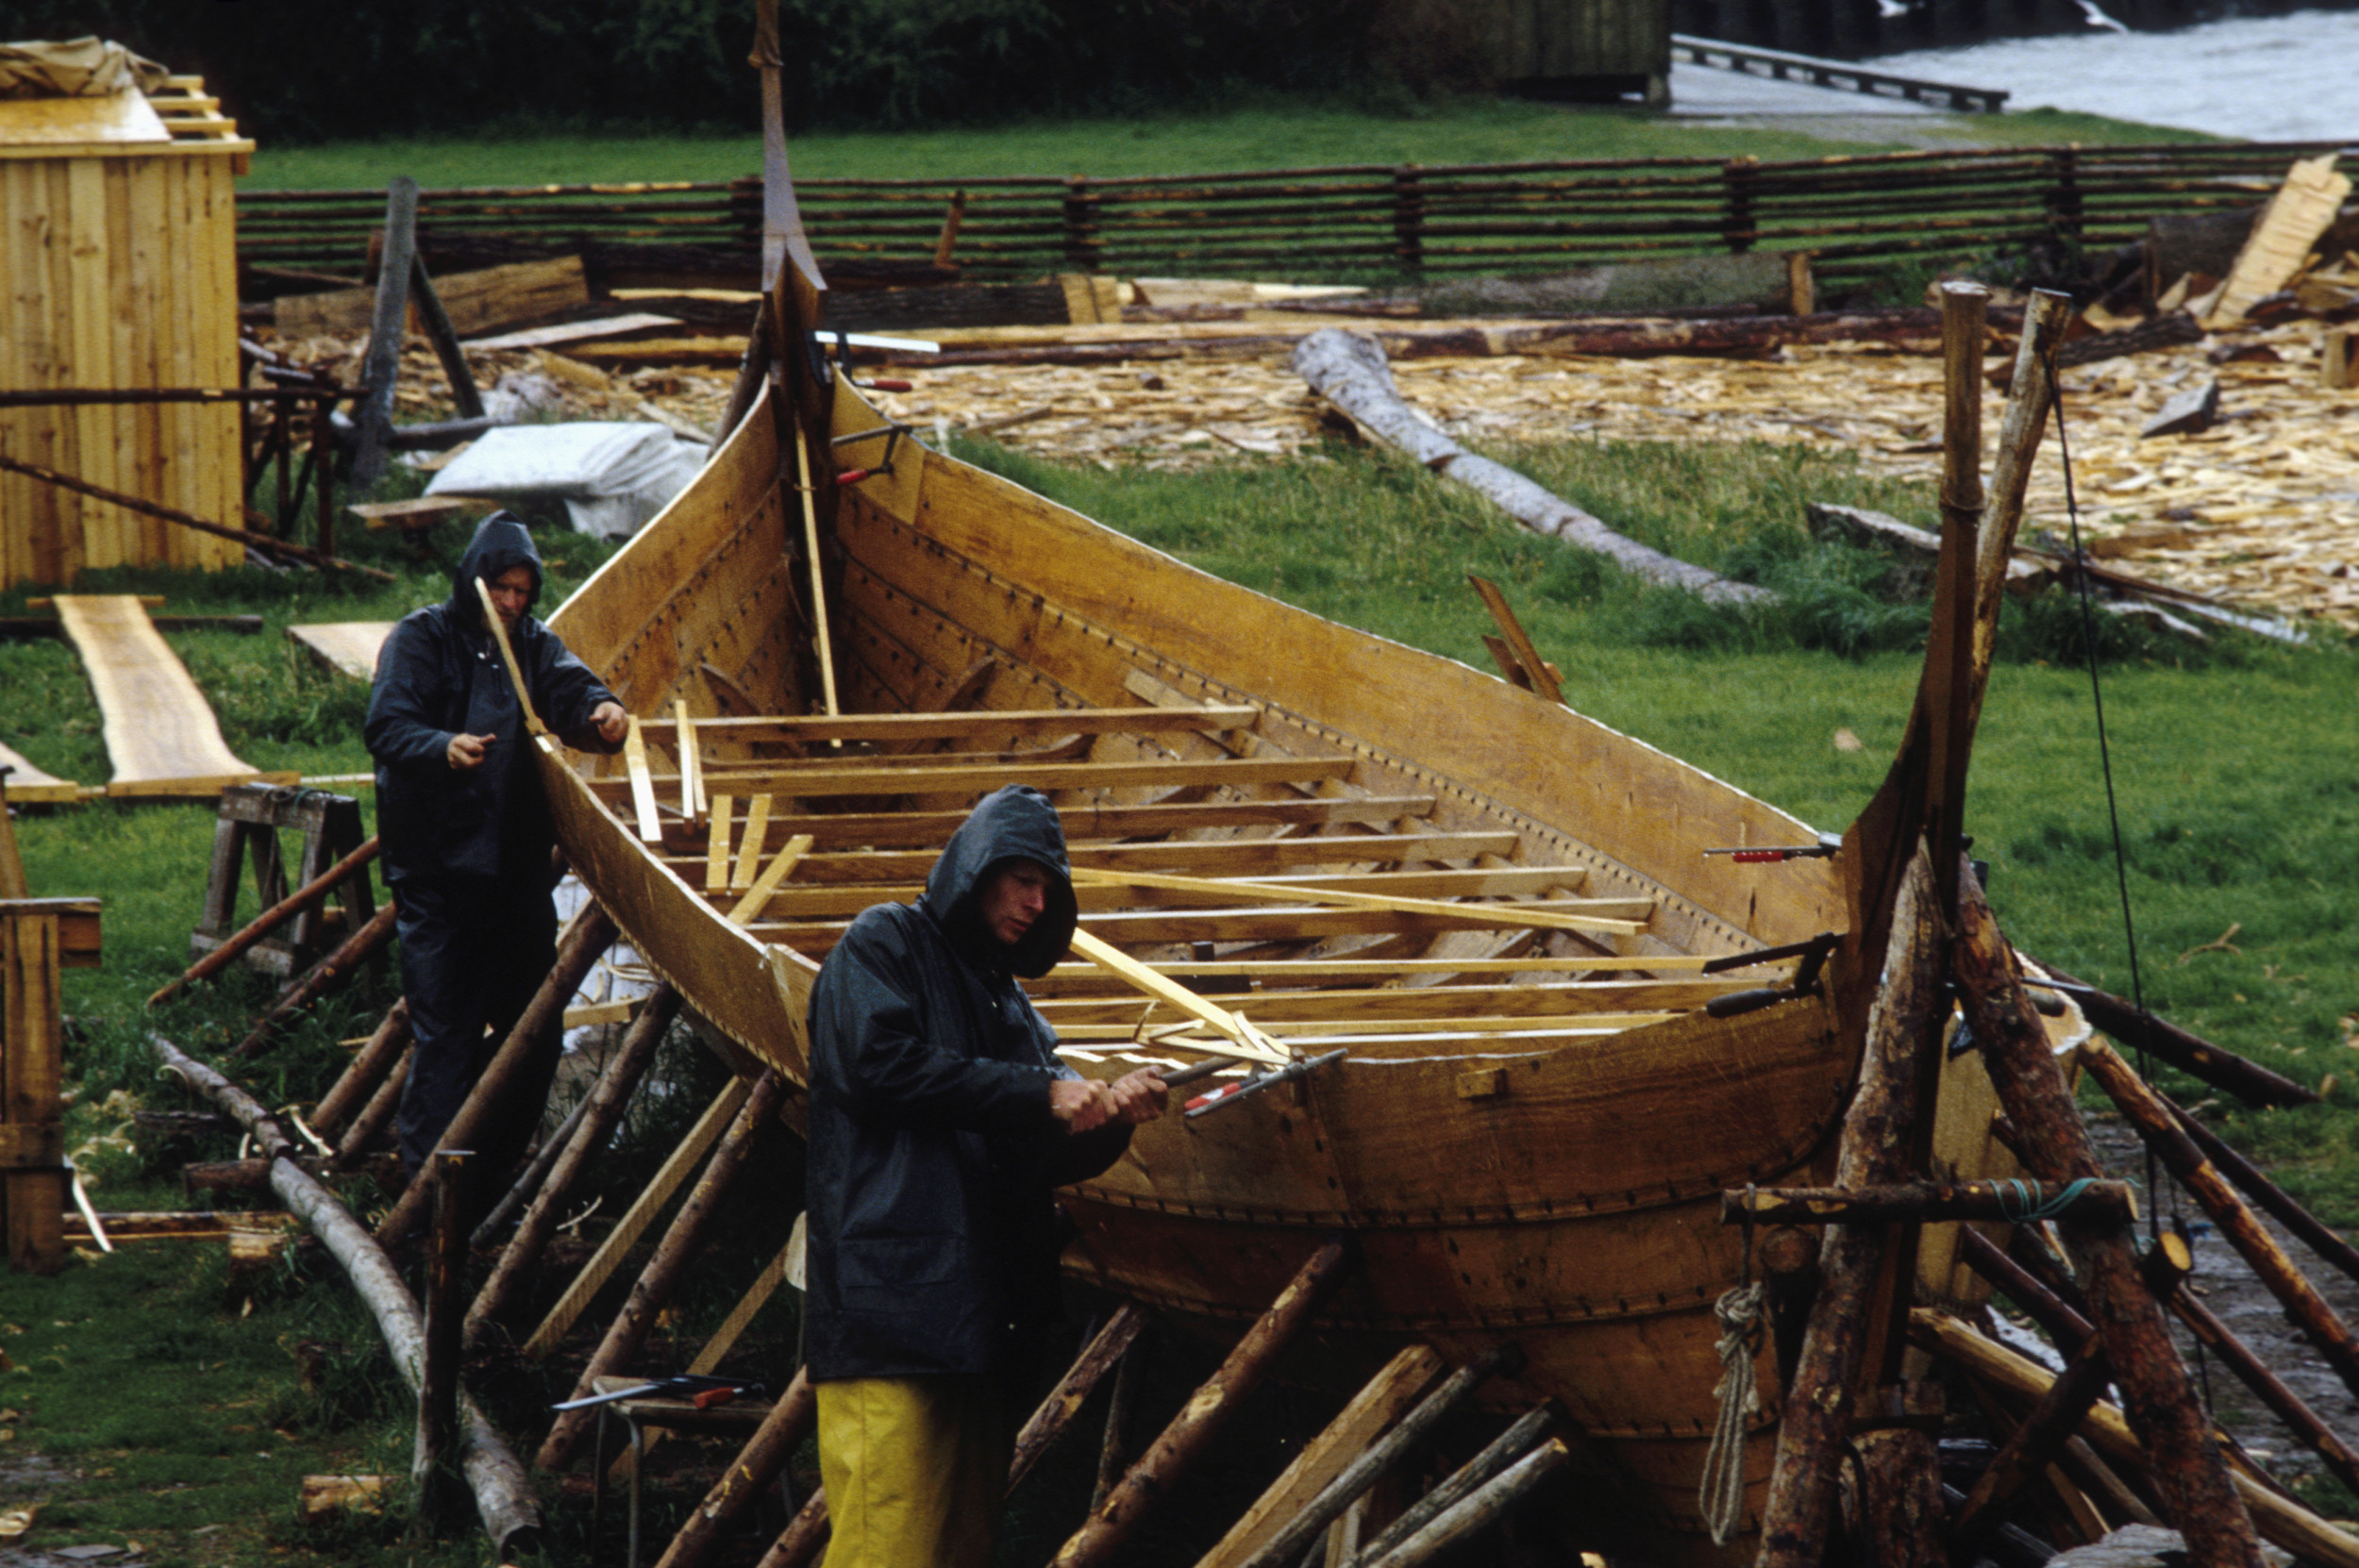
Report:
149,1033,541,1555
1722,1178,2134,1226
1292,328,1774,608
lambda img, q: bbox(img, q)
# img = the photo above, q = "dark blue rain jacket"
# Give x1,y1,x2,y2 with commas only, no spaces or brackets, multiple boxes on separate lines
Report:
364,512,617,883
803,785,1130,1379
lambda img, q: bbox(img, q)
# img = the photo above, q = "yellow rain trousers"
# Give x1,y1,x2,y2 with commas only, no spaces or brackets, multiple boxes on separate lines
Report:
815,1376,1010,1568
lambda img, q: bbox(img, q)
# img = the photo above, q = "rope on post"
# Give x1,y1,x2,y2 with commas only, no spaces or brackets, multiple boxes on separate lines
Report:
1700,1279,1766,1545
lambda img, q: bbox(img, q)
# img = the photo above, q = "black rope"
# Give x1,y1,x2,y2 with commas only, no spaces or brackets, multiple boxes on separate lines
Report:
2044,348,2168,1242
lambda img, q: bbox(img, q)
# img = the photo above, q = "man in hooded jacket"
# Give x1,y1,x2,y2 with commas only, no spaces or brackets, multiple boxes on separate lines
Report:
365,511,627,1179
805,784,1167,1567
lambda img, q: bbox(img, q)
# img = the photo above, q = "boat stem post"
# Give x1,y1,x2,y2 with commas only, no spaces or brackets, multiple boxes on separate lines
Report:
1952,869,2266,1568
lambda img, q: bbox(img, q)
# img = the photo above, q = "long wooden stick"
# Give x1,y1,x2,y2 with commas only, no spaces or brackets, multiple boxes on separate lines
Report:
330,1044,410,1171
2030,967,2316,1109
1952,874,2264,1568
310,997,410,1142
2163,1096,2359,1286
149,835,380,1007
1758,841,1944,1568
474,577,548,738
536,1071,787,1472
653,1367,815,1568
792,425,840,719
352,178,417,488
2077,1038,2359,1404
1051,1240,1356,1568
0,452,394,581
229,899,399,1059
1010,1304,1153,1494
1067,927,1286,1067
465,986,678,1350
376,904,617,1248
149,1035,541,1555
1358,1438,1572,1568
415,1148,470,1533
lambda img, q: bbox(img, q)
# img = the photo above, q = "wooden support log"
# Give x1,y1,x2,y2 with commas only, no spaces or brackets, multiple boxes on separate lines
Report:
2076,1038,2359,1405
651,1367,815,1568
535,1070,786,1472
1050,1239,1357,1568
409,256,486,423
0,453,395,582
2165,1259,2359,1497
377,903,619,1250
1952,874,2264,1568
2162,1096,2359,1287
415,1148,469,1534
311,998,409,1143
1009,1304,1152,1494
2028,972,2316,1109
331,1044,410,1171
1236,1343,1520,1568
1350,1402,1557,1566
1723,1179,2135,1226
229,899,399,1059
1959,1226,2094,1349
1358,1437,1572,1568
1757,842,1944,1568
1091,1336,1144,1516
149,1034,541,1555
1759,1226,1820,1393
1910,1308,2359,1568
148,836,381,1008
1290,329,1774,607
353,178,419,488
464,984,677,1350
1853,1379,1947,1568
469,1088,592,1249
183,1152,401,1194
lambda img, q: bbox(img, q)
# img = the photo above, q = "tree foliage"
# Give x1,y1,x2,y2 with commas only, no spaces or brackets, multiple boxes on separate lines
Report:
8,0,1380,141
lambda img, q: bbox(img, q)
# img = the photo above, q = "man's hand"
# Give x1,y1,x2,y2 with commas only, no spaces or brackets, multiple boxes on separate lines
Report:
446,731,495,771
1106,1068,1169,1126
589,701,628,746
1048,1076,1119,1133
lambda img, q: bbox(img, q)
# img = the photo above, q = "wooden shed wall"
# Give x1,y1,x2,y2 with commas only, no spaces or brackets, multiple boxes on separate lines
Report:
1510,0,1670,78
0,143,243,589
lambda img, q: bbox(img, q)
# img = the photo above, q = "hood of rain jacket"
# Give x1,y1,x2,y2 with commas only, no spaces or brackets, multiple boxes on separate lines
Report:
802,785,1126,1381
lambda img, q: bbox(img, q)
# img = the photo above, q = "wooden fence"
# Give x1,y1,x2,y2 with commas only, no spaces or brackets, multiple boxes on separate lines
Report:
238,139,2354,297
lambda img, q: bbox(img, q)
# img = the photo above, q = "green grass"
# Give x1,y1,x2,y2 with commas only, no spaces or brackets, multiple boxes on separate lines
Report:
241,97,2207,190
6,430,2356,1561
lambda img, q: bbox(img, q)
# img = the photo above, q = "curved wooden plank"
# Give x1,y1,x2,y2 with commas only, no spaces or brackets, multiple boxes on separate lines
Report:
54,594,264,795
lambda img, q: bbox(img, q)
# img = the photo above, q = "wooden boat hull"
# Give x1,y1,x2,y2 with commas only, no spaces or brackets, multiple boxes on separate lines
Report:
541,359,2034,1562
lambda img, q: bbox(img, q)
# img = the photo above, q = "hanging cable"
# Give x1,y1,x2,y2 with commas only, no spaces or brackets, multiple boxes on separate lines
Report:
2045,349,2167,1241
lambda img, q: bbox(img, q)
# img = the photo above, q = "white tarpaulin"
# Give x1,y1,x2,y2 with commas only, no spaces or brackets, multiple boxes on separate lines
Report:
426,422,707,539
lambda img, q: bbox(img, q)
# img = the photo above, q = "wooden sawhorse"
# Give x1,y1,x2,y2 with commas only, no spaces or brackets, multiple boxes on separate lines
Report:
192,783,376,980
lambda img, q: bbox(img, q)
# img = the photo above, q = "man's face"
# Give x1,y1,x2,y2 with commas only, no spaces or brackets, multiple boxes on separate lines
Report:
979,859,1051,948
484,564,534,626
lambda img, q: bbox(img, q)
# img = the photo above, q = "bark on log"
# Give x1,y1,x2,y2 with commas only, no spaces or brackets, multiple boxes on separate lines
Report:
1238,1344,1521,1568
468,1088,591,1250
1952,876,2264,1568
1091,1332,1146,1515
1910,1309,2359,1568
149,837,381,1009
1051,1240,1357,1568
2076,1039,2359,1405
1291,329,1774,607
149,1034,542,1555
2030,969,2317,1109
415,1149,469,1533
1757,842,1946,1568
1358,1437,1572,1568
536,1070,786,1472
1951,1337,2114,1560
1009,1304,1151,1494
1855,1380,1948,1568
652,1367,814,1568
464,984,677,1351
230,900,400,1059
1722,1179,2134,1226
183,1153,400,1194
757,1490,828,1568
2053,311,2206,370
377,904,618,1249
312,998,410,1143
2165,1098,2359,1286
331,1044,410,1171
1350,1403,1557,1566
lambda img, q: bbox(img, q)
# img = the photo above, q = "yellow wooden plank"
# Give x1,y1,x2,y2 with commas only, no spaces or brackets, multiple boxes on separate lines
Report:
691,705,1259,742
794,425,840,719
612,754,1354,801
0,741,78,805
623,716,662,843
65,158,116,570
285,622,394,682
704,794,734,892
730,794,772,891
1066,928,1286,1067
1068,865,1648,937
53,594,261,791
673,698,703,822
728,833,813,925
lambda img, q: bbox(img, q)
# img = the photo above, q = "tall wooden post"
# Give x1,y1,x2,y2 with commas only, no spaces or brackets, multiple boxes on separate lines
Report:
415,1147,470,1534
3,897,97,1276
351,177,419,489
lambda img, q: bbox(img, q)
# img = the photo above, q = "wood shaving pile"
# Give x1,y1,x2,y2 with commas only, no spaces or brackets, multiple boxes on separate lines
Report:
862,319,2359,630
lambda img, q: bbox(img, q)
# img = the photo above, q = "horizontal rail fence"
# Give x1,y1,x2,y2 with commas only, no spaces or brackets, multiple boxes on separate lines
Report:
238,141,2354,299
